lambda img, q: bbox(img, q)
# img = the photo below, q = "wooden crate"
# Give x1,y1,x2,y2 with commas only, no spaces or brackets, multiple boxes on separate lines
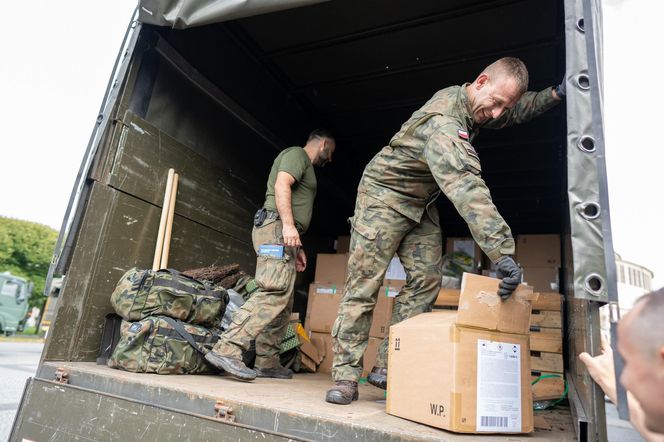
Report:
530,351,564,372
531,310,562,328
530,327,563,353
531,371,565,401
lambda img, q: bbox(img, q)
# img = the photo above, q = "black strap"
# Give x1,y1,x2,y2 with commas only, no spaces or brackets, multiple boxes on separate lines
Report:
155,326,219,345
159,316,213,356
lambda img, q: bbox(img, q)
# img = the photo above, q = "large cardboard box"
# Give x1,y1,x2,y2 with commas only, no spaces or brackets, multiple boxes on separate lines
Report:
522,267,559,292
456,273,535,335
387,274,535,434
516,235,560,267
305,283,394,338
387,311,533,434
314,253,349,284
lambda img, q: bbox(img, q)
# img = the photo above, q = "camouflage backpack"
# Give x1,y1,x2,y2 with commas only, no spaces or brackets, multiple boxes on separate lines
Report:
108,315,217,375
110,268,229,327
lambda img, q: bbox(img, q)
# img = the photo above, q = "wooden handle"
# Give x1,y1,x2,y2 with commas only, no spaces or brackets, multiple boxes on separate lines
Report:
152,169,175,271
160,172,179,270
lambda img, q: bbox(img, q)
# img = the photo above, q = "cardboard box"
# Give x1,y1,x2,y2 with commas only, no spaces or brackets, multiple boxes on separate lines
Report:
305,283,344,334
456,273,535,335
335,235,351,253
314,253,349,284
362,337,383,377
311,332,334,374
305,283,394,338
522,267,559,293
434,288,461,307
516,235,560,267
445,237,482,262
387,311,533,434
369,287,395,339
311,332,383,375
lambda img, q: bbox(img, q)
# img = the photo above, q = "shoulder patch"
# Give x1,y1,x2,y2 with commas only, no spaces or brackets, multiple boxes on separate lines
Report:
457,129,469,140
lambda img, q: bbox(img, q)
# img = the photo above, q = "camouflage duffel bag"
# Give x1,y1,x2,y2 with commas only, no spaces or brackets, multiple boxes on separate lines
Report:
108,315,218,375
110,268,229,327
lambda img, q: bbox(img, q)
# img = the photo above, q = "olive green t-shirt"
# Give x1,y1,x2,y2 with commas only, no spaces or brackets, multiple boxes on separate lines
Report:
263,146,317,233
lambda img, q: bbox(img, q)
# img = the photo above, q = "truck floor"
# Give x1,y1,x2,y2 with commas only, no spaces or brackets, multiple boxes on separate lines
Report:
36,361,576,441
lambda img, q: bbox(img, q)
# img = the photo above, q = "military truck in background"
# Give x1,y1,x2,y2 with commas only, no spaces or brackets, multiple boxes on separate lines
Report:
0,272,32,336
12,0,616,440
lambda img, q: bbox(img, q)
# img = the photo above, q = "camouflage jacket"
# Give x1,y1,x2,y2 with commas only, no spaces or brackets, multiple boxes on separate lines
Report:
358,84,559,262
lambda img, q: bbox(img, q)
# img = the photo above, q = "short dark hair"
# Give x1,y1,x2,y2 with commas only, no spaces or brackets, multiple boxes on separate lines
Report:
628,287,664,358
307,129,334,143
484,57,529,94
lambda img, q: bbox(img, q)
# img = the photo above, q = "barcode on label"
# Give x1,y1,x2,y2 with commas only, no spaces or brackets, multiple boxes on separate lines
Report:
480,416,508,428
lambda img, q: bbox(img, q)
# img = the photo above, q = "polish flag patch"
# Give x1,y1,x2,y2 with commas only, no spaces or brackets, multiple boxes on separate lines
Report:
457,129,469,140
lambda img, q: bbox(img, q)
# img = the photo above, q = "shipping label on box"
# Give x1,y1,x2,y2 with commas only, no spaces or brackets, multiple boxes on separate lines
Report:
476,339,522,432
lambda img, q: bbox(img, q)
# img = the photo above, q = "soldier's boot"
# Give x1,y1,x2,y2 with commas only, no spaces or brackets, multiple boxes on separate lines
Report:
367,367,388,390
325,381,359,405
205,351,256,381
254,366,294,379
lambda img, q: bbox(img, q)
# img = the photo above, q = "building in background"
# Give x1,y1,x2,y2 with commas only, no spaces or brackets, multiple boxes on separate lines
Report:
601,253,654,339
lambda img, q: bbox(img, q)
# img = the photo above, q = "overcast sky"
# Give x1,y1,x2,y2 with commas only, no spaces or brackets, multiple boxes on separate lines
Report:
0,1,662,288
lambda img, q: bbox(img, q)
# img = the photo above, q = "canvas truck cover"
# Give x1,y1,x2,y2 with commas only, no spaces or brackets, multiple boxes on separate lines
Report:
138,0,329,29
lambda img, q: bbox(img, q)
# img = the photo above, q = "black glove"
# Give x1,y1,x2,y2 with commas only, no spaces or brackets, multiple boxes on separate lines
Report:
496,256,522,300
554,79,566,99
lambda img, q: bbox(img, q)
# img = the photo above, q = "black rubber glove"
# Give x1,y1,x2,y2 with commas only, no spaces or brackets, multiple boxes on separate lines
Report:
554,78,566,99
496,256,522,300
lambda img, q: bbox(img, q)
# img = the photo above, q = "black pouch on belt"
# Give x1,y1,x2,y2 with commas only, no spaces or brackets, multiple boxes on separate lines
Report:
253,208,267,227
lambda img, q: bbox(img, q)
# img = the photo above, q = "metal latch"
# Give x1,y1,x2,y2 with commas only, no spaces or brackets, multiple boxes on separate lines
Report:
54,367,69,384
213,400,235,422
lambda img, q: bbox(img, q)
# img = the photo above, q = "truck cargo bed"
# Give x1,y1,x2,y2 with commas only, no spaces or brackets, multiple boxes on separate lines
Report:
28,362,576,441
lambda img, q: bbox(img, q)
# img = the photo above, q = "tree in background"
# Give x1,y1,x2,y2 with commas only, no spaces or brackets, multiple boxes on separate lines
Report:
0,216,58,310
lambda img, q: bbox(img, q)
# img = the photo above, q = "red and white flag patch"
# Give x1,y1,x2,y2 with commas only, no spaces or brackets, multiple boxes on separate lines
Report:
457,129,469,140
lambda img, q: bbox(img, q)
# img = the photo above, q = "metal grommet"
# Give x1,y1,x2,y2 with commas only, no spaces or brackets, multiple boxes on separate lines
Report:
577,135,596,153
584,273,604,296
576,74,590,90
576,17,585,32
576,201,601,220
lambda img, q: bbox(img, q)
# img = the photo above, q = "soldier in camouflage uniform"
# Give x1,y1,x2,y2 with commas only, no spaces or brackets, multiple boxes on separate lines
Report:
206,129,336,381
325,57,565,404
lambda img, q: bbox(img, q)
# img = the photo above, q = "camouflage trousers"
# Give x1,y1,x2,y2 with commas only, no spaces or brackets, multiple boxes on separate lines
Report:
212,219,297,369
332,192,443,381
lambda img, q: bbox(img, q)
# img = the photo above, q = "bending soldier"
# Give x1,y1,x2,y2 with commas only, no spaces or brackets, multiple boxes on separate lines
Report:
325,57,564,404
206,130,336,381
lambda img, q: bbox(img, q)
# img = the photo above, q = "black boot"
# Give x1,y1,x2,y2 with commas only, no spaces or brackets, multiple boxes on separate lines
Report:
367,366,387,390
205,352,256,381
325,380,359,405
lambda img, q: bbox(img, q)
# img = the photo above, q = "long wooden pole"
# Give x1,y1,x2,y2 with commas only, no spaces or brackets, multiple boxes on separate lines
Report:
160,172,179,270
152,168,175,271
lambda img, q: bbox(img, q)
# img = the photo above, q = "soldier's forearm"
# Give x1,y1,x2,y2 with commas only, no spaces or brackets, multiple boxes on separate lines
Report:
274,181,296,228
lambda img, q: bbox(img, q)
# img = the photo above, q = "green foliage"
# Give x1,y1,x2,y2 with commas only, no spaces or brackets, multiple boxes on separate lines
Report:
0,216,58,309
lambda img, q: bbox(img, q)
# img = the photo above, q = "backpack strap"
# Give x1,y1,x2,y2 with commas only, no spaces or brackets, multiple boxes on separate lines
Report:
390,112,443,147
159,316,216,356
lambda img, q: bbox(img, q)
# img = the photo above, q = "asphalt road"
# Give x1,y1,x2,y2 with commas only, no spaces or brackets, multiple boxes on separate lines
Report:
0,341,43,442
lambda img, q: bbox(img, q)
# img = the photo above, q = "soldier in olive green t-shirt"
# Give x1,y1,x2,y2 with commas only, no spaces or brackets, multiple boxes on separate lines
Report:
206,130,336,381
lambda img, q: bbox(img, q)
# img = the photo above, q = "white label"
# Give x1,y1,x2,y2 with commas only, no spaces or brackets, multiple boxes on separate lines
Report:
476,339,521,432
316,286,337,294
385,256,406,280
384,287,400,297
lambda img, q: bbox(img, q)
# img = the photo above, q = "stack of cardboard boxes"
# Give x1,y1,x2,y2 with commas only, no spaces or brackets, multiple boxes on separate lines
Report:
387,274,535,434
305,238,406,375
435,234,566,403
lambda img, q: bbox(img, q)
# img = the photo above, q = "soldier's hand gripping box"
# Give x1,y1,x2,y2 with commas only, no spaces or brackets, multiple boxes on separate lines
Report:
386,274,535,434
